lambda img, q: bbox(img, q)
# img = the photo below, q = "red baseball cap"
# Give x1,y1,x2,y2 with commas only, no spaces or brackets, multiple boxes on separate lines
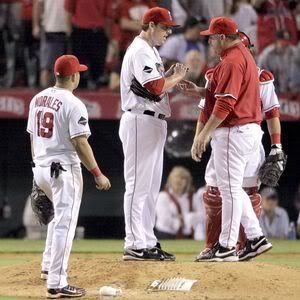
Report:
142,7,180,27
200,17,238,36
54,55,88,76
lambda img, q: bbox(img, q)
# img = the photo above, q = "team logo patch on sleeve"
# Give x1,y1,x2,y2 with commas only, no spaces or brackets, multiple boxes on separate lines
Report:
143,66,153,73
78,116,87,125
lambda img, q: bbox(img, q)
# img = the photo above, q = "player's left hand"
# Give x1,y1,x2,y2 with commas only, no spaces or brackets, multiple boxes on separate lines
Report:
192,131,211,160
165,64,176,77
95,175,111,191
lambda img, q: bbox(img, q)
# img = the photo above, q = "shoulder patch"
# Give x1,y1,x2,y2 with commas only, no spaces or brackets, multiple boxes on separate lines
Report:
143,66,153,73
78,116,87,126
259,69,274,83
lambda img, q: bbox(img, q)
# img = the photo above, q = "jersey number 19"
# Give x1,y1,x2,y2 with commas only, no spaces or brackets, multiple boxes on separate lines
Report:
36,110,54,138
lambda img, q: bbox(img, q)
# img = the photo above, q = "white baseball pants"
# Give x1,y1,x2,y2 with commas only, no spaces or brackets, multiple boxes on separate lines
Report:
205,140,265,187
33,163,83,289
119,111,167,250
211,123,264,248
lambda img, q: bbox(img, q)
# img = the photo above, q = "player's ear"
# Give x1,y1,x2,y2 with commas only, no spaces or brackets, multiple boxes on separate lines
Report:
149,21,155,30
71,73,76,83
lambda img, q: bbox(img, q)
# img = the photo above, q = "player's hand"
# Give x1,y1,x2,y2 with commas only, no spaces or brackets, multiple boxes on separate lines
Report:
173,63,188,79
32,25,40,39
192,131,211,161
95,174,111,191
177,80,201,97
165,64,175,77
191,139,201,162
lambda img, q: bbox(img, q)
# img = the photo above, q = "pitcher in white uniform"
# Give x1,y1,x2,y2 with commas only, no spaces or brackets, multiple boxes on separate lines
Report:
27,55,111,298
119,7,188,261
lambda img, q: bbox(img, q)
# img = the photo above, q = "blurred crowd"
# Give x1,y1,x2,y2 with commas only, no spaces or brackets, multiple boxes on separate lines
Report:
0,0,300,92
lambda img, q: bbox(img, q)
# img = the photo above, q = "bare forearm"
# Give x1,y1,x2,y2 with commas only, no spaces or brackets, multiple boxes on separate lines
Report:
266,117,281,136
32,0,42,28
162,74,185,92
73,139,98,171
194,120,204,140
120,17,140,31
202,114,224,136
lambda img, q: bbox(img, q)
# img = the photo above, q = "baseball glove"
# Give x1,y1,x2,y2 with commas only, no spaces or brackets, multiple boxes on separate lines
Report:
30,180,54,225
130,77,162,102
259,148,287,187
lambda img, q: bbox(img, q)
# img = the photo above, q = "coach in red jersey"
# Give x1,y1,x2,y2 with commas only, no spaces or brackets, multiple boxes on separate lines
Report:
185,17,272,262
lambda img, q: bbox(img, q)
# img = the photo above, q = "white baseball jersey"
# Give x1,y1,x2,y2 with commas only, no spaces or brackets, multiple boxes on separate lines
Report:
27,86,91,166
27,86,89,289
120,36,171,117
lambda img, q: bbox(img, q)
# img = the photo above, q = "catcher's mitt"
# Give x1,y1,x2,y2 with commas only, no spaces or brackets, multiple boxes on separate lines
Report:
30,180,54,225
130,77,162,102
259,147,287,187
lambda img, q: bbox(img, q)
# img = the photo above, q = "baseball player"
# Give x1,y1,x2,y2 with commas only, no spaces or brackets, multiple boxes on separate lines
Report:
179,17,272,262
119,7,188,261
190,32,283,261
27,54,111,298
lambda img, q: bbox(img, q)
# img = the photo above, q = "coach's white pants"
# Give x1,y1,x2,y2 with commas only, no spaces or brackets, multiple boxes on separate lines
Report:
119,111,167,250
205,141,265,187
212,124,264,248
33,164,83,289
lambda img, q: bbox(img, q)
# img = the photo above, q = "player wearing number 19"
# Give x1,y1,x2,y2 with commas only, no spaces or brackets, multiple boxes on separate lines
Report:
27,55,111,299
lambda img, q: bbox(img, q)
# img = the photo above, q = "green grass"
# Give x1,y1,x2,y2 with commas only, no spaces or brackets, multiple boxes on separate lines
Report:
0,239,299,254
0,239,300,268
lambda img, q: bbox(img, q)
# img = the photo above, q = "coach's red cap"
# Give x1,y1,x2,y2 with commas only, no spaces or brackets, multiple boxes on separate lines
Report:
54,55,88,76
142,7,180,27
200,17,238,36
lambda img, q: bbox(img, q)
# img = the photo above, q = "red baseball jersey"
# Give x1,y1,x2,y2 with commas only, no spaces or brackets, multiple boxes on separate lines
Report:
202,42,261,127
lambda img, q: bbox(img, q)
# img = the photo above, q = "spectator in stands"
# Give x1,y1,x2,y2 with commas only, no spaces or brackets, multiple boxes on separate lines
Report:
253,0,298,52
231,0,257,48
183,49,206,86
33,0,68,88
0,0,21,87
65,0,113,89
159,17,206,68
192,0,232,21
259,187,289,239
118,0,156,59
155,166,206,240
20,0,39,87
290,41,300,93
257,29,296,93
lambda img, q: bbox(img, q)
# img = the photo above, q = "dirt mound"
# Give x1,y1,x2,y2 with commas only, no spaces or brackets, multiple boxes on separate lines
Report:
0,253,300,299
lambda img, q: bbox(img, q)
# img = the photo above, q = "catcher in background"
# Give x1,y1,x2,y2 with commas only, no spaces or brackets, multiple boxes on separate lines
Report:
179,31,287,261
27,55,111,299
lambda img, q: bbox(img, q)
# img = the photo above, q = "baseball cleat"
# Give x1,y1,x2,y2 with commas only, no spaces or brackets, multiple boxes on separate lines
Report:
123,248,164,261
238,235,272,261
195,248,211,261
41,270,48,280
150,242,175,261
46,285,86,298
195,242,238,262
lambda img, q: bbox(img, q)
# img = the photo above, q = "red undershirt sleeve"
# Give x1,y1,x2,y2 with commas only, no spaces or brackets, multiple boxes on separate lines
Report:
144,78,165,95
265,107,280,119
212,96,236,120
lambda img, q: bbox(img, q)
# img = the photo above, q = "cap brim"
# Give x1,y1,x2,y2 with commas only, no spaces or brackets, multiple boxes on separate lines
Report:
78,64,88,72
200,29,212,36
161,21,181,27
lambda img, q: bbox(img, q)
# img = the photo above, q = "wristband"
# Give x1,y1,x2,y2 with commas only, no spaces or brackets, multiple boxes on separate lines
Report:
90,166,102,177
271,133,281,145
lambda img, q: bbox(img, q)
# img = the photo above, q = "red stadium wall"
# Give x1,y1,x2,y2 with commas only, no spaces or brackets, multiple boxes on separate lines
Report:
0,89,299,121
